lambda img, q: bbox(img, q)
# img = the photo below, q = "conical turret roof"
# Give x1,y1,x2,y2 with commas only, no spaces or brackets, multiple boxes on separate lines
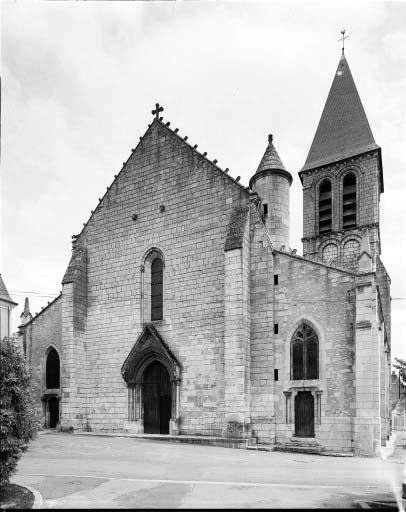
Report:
0,274,17,306
257,134,287,173
250,135,292,189
301,55,380,173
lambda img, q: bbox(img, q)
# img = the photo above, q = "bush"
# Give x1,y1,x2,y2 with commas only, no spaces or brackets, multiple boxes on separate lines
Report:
0,337,40,485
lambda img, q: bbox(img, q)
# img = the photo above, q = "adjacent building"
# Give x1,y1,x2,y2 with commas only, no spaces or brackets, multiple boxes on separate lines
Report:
0,274,18,340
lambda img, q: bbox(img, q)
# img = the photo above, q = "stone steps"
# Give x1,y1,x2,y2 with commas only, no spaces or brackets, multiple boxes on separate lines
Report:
273,443,323,455
287,437,320,446
132,434,249,449
75,431,250,449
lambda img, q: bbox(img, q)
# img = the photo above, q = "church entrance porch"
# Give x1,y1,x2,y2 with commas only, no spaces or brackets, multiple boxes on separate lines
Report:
143,361,171,434
121,324,181,436
294,391,315,437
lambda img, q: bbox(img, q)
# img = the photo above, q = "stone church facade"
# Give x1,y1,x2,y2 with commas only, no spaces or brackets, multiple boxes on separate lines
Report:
20,53,391,456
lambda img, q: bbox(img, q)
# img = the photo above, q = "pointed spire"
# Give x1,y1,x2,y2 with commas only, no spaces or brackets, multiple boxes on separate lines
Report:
257,134,287,174
301,55,380,173
250,134,292,188
0,274,17,306
21,297,31,318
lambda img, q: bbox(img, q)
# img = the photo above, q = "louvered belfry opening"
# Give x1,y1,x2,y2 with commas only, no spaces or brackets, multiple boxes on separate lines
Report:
291,324,318,380
151,258,163,321
342,173,357,229
318,179,332,234
46,347,60,389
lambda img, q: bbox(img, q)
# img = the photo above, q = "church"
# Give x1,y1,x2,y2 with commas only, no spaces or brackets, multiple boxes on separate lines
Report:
19,50,391,456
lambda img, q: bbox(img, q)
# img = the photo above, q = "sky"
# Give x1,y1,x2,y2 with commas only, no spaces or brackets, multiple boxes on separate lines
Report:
1,0,405,362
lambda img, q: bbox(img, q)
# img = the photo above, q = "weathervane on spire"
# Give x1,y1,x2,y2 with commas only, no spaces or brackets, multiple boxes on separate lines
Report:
152,103,164,120
338,29,349,56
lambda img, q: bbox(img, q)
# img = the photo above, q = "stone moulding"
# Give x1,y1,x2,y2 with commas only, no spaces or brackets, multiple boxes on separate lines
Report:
121,323,181,384
355,320,372,329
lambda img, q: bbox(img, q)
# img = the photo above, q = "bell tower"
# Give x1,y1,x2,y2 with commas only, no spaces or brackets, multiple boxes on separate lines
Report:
299,52,383,272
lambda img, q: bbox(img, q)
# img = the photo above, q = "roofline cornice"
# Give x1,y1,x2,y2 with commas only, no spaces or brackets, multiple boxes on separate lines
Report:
72,117,251,248
0,297,18,306
18,293,62,330
298,147,383,192
249,168,293,189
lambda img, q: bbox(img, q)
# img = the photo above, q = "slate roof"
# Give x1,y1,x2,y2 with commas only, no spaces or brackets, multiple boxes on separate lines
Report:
249,135,292,189
301,55,380,173
257,135,287,173
18,293,62,329
0,274,17,306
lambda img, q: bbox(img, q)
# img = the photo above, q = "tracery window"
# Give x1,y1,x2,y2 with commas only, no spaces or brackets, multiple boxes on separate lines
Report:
291,323,318,380
151,257,163,321
342,173,357,229
319,179,332,234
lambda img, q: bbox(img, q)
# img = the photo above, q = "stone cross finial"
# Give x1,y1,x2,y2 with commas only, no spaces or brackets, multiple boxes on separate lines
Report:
152,103,164,120
268,134,273,143
338,29,349,56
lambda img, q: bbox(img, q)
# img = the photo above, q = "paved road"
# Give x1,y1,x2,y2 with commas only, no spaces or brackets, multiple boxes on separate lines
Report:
11,432,404,508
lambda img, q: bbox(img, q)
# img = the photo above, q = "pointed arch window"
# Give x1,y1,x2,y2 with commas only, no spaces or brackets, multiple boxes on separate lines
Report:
319,179,332,234
151,258,163,321
291,324,319,380
46,347,60,389
342,173,357,229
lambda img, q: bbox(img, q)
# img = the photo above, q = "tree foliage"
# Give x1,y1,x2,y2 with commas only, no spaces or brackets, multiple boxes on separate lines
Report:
0,337,40,485
393,357,406,386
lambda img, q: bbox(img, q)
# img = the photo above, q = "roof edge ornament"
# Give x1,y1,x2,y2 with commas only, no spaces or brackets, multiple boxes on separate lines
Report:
339,29,349,57
152,102,164,120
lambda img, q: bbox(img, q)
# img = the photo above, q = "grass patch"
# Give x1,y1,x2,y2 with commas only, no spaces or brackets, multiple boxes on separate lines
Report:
0,483,34,510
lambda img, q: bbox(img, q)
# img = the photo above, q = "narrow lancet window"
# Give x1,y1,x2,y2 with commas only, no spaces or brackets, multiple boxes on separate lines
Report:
291,324,319,380
151,258,163,320
342,173,357,229
46,347,60,389
319,179,332,234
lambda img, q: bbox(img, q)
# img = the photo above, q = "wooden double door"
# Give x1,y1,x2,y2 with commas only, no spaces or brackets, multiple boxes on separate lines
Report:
143,361,172,434
294,391,314,437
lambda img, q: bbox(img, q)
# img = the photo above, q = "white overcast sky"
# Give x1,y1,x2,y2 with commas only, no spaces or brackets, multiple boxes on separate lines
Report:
1,0,405,362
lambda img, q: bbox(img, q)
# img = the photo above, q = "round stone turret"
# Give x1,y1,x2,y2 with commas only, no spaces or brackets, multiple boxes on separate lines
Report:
249,134,292,248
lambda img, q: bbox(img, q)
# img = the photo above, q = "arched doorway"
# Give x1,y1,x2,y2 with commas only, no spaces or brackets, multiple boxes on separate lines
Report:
44,347,61,428
48,397,59,428
294,391,314,437
143,361,171,434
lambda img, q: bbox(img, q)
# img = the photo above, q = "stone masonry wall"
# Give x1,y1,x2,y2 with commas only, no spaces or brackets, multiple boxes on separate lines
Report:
251,173,290,250
272,252,356,452
249,200,276,443
69,120,250,433
23,296,62,421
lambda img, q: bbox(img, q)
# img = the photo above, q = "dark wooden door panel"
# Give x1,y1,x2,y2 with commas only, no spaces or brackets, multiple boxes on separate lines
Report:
48,398,59,428
143,362,171,434
144,386,160,434
160,395,171,434
294,391,314,437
